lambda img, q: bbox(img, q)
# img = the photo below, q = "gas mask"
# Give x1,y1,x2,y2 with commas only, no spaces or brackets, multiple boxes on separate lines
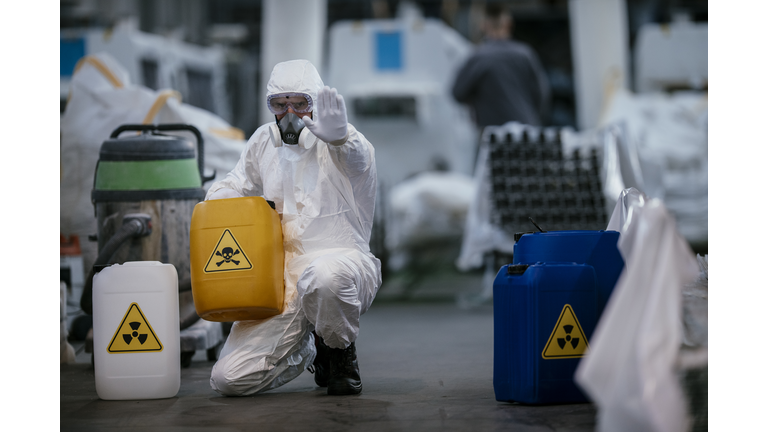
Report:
276,113,306,145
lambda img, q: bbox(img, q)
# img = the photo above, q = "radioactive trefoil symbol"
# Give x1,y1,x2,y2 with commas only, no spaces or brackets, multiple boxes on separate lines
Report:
107,302,163,353
123,322,148,345
556,324,579,350
542,304,589,359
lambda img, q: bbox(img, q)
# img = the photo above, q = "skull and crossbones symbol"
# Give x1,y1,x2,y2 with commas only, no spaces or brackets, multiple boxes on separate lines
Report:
215,247,240,266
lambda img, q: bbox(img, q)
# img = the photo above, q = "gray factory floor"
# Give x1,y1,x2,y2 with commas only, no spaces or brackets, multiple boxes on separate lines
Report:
60,268,599,432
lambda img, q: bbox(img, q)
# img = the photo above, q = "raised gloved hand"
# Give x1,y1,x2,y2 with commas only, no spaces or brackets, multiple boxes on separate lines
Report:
302,86,349,146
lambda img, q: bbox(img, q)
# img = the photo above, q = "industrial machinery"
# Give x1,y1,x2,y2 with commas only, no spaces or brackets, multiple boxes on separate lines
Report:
83,123,223,367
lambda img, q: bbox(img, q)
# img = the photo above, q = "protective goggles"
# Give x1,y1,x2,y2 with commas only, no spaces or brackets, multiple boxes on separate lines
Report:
267,93,313,115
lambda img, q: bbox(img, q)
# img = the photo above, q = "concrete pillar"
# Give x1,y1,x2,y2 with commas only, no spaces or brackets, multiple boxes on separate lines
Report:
568,0,630,130
259,0,327,125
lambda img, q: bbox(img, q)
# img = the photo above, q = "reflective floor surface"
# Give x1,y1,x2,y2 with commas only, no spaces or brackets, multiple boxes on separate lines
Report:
61,300,597,432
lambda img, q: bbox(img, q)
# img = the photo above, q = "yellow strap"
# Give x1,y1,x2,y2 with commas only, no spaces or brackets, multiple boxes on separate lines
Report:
72,56,124,88
68,56,245,144
209,127,246,141
142,90,246,141
142,90,183,124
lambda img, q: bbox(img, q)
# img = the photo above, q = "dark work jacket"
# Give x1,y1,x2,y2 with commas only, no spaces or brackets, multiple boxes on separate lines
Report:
452,39,550,128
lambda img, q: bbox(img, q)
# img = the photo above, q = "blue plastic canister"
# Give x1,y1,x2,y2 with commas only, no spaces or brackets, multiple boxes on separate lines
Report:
512,230,624,312
493,263,598,404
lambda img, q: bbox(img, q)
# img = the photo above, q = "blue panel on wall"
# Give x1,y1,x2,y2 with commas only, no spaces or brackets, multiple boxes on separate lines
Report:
375,31,402,71
60,38,85,77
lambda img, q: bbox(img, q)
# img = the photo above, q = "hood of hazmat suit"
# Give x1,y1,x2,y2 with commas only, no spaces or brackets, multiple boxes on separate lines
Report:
206,59,382,396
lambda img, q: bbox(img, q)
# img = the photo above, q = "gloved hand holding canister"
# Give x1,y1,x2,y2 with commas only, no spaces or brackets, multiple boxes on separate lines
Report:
302,86,349,146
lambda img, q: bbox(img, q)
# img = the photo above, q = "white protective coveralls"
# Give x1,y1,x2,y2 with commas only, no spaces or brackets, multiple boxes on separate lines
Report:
206,60,382,396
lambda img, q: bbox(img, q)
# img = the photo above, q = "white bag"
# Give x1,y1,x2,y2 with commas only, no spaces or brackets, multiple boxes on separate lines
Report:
599,89,708,244
387,171,475,265
60,52,155,238
149,91,247,187
575,188,700,432
60,52,245,240
455,123,522,271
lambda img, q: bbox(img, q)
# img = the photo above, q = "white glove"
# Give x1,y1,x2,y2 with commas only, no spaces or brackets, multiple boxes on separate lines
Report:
302,86,349,146
208,188,243,200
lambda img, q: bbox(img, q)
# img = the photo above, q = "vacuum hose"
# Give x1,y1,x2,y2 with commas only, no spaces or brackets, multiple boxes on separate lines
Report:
80,214,153,315
79,214,202,331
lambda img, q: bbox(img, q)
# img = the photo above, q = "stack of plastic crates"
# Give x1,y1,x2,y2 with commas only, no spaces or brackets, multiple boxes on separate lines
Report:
487,127,608,236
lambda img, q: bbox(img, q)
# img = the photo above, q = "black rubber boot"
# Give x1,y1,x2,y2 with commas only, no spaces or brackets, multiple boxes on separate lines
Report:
311,332,330,388
328,342,362,395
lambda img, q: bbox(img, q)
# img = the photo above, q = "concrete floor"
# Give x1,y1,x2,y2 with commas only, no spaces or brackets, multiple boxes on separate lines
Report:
61,279,599,431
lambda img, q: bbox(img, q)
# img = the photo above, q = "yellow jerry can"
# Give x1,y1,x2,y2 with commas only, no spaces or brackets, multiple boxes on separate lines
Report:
190,196,284,321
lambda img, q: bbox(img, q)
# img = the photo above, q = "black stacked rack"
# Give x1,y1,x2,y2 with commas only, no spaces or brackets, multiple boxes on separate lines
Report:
487,128,608,235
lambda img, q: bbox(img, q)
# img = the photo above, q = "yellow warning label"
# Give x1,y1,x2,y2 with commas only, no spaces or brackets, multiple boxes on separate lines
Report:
542,304,589,359
204,228,253,273
107,303,163,353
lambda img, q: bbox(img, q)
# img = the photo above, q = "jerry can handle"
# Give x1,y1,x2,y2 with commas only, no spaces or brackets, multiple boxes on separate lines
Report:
109,123,216,185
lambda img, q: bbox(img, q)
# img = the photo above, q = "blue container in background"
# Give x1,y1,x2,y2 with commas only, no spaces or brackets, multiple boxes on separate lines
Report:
512,230,624,312
375,31,402,71
60,37,86,77
493,263,599,404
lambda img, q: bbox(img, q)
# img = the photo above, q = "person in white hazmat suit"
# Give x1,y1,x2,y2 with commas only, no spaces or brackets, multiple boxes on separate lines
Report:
206,59,381,396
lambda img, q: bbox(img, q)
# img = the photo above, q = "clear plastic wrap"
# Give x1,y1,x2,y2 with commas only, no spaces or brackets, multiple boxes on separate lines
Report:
575,188,700,432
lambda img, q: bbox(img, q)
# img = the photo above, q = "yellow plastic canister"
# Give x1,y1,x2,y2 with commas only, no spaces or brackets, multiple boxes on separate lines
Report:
190,196,284,321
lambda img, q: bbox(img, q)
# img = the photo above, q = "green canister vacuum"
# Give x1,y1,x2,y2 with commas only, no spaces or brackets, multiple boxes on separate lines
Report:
82,123,215,331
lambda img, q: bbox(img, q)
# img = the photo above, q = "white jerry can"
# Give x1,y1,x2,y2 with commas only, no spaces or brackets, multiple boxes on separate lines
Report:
93,261,180,400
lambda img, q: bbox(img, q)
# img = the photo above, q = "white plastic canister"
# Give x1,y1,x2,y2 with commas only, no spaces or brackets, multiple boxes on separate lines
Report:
93,261,180,400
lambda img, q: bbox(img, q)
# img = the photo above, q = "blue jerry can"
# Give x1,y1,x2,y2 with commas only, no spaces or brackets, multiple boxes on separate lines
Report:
512,230,624,313
493,263,598,404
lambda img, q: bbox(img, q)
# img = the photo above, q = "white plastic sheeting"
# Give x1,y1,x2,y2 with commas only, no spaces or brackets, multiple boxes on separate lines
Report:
206,60,381,396
82,23,232,123
386,171,475,267
599,89,707,243
454,123,521,271
575,188,699,432
60,52,145,238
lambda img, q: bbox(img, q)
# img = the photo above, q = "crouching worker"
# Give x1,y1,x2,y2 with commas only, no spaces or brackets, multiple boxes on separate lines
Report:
207,60,381,396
